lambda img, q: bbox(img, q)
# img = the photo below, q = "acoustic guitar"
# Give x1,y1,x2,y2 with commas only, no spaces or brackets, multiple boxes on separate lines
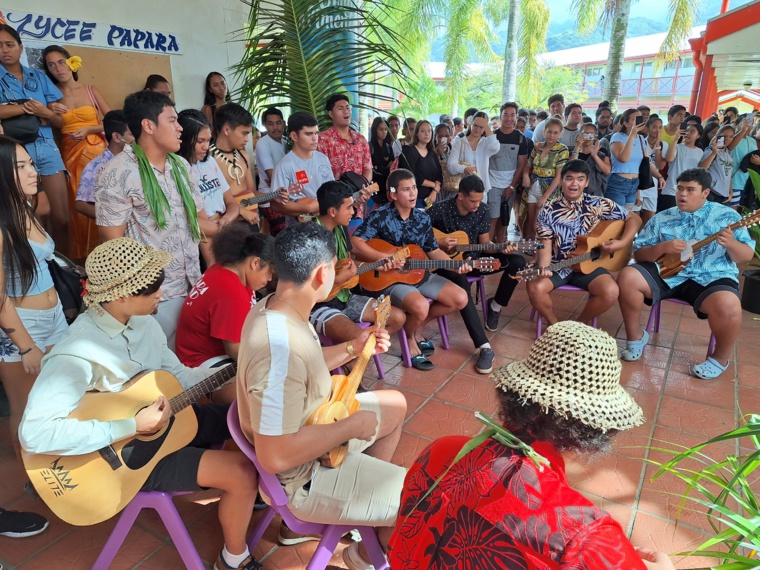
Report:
306,295,391,468
513,219,631,282
235,183,307,210
22,364,237,526
656,209,760,278
326,247,410,301
433,229,544,260
358,239,501,292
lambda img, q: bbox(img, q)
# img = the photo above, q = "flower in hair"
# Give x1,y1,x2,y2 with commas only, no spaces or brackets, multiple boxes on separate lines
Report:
66,56,83,72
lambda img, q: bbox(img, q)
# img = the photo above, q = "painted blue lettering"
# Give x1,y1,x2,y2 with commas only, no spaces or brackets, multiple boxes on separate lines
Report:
6,13,42,39
107,25,124,47
80,22,95,42
167,35,179,52
119,29,133,48
51,18,67,40
143,32,155,50
133,29,146,48
63,20,80,42
155,32,167,52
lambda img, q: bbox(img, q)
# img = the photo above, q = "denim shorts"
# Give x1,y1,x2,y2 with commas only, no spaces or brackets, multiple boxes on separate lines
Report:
25,134,66,177
0,300,68,362
604,174,639,207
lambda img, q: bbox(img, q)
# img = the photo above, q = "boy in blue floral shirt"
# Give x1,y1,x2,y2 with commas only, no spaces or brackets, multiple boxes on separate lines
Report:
618,168,755,379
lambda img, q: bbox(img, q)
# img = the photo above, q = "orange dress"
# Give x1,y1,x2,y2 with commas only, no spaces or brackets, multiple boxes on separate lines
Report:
60,94,106,259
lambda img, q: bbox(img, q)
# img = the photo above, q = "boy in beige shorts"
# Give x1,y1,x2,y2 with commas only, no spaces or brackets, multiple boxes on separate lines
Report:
236,222,407,570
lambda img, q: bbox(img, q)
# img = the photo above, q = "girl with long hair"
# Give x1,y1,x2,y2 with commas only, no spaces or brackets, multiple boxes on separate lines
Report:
43,44,111,258
400,119,443,208
177,109,239,266
369,116,394,205
0,134,68,471
201,72,232,135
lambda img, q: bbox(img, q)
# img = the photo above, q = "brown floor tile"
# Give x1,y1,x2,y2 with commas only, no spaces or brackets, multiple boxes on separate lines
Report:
404,399,483,440
629,511,716,569
620,364,668,393
391,431,432,469
436,373,499,413
663,370,737,410
655,396,737,439
564,453,645,508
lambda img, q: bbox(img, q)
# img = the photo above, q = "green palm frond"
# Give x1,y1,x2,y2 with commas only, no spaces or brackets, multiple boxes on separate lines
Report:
571,0,609,34
234,0,412,128
656,0,702,64
517,0,550,107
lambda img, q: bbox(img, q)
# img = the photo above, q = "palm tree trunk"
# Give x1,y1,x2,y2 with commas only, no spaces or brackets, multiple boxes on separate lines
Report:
502,0,519,102
604,0,631,111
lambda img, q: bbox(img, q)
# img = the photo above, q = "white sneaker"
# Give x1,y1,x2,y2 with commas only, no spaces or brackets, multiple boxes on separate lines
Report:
342,541,375,570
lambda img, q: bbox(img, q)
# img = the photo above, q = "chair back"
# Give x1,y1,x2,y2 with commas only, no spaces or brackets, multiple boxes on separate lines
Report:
227,400,290,509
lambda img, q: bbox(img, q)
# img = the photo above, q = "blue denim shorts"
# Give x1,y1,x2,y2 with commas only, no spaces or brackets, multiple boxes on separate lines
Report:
604,173,639,207
25,132,66,177
0,300,68,362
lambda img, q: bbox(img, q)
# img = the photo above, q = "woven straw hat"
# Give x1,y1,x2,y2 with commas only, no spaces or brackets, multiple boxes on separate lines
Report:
83,238,171,306
492,321,644,432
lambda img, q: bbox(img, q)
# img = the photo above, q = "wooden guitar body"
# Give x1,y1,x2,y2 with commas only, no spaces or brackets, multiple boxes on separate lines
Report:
570,220,632,274
358,240,427,292
433,229,471,260
22,371,196,526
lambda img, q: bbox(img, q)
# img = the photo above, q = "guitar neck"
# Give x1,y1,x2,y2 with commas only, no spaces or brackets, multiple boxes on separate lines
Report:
691,218,745,252
546,250,594,273
357,258,391,276
168,364,237,415
344,335,377,397
239,190,280,208
455,241,535,253
406,259,470,269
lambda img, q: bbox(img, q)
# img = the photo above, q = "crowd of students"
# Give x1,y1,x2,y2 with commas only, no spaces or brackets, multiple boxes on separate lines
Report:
1,19,759,569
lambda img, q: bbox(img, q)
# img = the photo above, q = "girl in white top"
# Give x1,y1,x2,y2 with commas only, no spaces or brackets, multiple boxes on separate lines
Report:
178,109,239,266
448,112,500,201
660,123,704,211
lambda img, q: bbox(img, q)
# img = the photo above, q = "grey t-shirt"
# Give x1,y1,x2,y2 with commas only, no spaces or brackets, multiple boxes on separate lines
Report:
255,135,287,192
489,130,528,188
559,126,581,149
271,150,334,198
701,146,734,198
663,145,704,196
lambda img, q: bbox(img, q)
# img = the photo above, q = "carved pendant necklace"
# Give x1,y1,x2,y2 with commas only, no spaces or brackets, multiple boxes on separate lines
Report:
210,144,245,185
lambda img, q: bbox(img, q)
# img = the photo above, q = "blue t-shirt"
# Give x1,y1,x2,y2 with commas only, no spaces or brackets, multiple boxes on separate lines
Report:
610,132,645,175
0,64,63,140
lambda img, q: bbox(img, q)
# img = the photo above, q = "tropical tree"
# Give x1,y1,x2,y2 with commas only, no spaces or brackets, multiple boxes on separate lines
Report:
571,0,704,110
502,0,551,103
233,0,411,129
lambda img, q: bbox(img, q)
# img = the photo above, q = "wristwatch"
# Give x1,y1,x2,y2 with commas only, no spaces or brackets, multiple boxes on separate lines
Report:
507,185,514,191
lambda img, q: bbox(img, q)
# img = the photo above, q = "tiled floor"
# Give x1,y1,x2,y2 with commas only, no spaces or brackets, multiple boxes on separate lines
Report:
1,275,758,569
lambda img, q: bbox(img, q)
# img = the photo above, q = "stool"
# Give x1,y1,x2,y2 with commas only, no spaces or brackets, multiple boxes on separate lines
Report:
319,321,386,380
646,298,716,358
468,275,488,316
399,298,449,367
530,285,598,339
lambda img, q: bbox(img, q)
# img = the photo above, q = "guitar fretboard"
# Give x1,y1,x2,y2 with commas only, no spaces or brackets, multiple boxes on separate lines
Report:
168,364,237,415
357,258,392,276
239,190,283,208
545,250,595,273
406,259,484,269
455,241,541,253
691,211,759,252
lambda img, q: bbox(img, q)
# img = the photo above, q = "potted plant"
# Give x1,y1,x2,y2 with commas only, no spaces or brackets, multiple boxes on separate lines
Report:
647,414,760,569
741,171,760,314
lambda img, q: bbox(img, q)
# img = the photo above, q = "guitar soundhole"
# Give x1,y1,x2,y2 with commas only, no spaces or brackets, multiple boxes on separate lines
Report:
589,247,601,262
122,416,175,470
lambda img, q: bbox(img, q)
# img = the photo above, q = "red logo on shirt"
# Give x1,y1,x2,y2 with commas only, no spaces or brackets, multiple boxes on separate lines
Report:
295,170,310,185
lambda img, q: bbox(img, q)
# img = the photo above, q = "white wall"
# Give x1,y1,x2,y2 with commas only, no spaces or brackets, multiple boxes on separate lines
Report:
3,0,250,112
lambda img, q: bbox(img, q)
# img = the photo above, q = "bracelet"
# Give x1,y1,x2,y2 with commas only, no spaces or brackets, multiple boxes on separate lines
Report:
345,341,356,359
18,344,38,356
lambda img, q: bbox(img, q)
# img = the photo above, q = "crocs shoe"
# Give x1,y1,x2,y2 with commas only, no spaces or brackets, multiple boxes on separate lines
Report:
690,357,729,380
620,330,649,362
343,541,375,570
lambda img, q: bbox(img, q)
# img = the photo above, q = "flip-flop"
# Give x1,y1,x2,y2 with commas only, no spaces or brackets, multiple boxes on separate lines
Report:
620,330,649,362
411,354,434,371
417,340,435,356
690,357,729,380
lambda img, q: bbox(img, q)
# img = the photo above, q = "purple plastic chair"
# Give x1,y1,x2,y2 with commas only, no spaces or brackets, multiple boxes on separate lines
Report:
468,275,488,316
226,401,390,570
529,285,599,339
93,490,209,570
398,298,449,368
319,321,386,380
646,298,716,358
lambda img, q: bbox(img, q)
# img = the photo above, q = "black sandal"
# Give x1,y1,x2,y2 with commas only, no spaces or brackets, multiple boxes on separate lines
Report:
411,354,434,371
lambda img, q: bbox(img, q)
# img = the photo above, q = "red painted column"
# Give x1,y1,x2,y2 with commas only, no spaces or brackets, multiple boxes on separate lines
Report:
721,0,730,13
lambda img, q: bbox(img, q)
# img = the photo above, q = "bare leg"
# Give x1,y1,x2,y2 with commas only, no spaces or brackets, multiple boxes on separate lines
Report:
400,292,430,358
640,209,656,226
618,267,652,340
577,273,619,323
196,450,258,555
419,282,467,337
527,278,558,325
699,291,742,364
39,173,71,257
525,203,538,240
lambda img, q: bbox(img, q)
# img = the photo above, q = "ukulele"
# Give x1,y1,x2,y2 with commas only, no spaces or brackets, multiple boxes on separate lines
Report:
656,209,760,278
326,247,410,301
306,295,391,468
513,220,631,282
433,229,544,260
235,183,307,210
22,365,237,526
358,239,501,292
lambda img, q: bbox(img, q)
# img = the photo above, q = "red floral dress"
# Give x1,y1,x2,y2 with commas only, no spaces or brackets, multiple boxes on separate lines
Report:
388,436,646,569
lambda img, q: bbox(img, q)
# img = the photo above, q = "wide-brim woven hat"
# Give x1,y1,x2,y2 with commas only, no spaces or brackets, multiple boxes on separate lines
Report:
83,238,171,306
492,321,644,432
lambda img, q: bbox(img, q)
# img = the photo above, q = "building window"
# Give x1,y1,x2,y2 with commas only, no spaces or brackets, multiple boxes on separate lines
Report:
663,60,678,71
586,66,603,78
680,57,695,70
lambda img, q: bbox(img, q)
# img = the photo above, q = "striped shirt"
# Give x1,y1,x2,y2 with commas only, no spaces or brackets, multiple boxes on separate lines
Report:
237,295,333,501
